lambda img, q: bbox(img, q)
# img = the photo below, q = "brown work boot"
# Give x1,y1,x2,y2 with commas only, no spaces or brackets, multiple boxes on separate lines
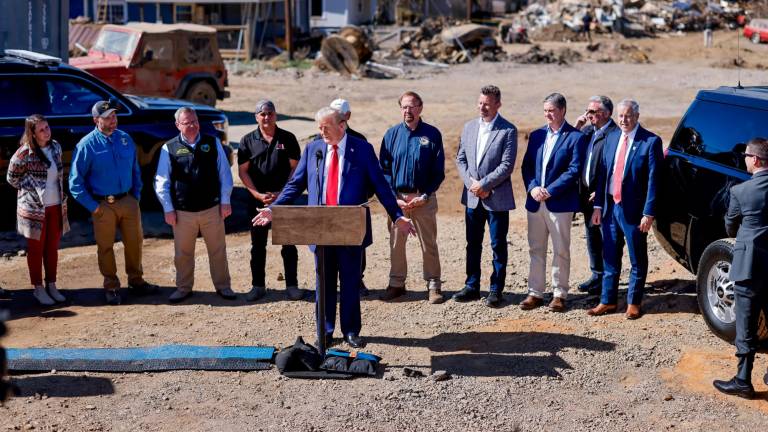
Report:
625,304,642,320
379,285,406,301
428,288,445,304
519,295,544,310
549,296,566,312
587,303,617,316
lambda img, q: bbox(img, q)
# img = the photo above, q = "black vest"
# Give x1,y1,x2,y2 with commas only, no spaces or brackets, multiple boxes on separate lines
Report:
167,135,221,212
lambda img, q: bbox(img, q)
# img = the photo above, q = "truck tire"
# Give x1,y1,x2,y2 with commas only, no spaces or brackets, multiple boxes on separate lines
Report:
184,81,217,107
696,239,768,344
751,33,761,44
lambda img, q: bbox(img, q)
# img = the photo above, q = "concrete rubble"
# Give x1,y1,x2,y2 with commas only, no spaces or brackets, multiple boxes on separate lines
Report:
307,0,759,77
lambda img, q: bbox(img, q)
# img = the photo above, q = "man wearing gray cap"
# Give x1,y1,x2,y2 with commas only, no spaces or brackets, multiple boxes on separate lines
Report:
238,99,303,301
69,100,158,305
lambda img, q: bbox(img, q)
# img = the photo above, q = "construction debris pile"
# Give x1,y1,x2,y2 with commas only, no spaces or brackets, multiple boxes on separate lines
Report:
516,0,746,41
388,19,506,64
509,44,582,64
310,0,760,77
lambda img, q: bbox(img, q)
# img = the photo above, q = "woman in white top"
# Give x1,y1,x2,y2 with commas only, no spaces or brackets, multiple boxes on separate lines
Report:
7,114,70,305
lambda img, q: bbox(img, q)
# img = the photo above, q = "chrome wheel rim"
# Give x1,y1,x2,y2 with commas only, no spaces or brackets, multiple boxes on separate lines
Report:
706,260,736,324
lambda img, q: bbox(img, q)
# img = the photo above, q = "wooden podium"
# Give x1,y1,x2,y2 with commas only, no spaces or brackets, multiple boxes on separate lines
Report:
271,205,367,355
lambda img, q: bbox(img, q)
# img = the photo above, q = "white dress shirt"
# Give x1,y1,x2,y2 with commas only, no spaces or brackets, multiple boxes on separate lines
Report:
321,133,347,205
584,121,612,188
475,113,498,169
610,125,639,196
154,134,234,213
541,124,562,186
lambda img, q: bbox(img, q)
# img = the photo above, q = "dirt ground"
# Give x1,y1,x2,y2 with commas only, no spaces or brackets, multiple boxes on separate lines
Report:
1,30,768,431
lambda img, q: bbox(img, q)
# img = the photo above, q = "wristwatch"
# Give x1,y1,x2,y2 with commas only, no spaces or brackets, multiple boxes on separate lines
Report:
420,193,430,202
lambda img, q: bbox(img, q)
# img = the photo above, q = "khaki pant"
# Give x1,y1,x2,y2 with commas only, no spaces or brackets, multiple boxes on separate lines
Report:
92,195,145,290
173,205,231,292
526,204,572,299
387,193,441,289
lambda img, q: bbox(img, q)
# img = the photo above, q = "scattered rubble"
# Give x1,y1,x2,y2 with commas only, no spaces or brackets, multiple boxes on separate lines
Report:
509,44,583,64
389,18,505,65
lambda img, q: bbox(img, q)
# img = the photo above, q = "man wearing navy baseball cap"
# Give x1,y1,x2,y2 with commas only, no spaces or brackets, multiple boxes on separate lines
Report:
69,100,158,305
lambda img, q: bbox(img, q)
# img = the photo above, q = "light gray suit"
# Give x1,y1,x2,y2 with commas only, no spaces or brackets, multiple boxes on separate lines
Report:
455,113,517,294
456,114,518,211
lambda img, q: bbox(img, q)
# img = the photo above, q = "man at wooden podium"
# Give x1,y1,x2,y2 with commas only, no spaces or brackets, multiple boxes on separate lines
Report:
253,107,416,348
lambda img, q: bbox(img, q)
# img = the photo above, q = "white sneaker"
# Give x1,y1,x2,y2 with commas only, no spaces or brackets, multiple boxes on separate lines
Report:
33,285,55,306
46,282,66,302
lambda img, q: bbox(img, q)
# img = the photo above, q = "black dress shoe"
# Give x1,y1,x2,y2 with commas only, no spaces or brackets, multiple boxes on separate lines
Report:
578,275,602,294
484,291,502,308
345,333,365,349
712,377,755,399
129,282,159,296
0,287,11,299
359,281,370,297
452,286,481,302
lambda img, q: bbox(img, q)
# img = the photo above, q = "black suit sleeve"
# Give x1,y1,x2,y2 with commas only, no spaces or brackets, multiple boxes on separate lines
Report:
725,185,742,238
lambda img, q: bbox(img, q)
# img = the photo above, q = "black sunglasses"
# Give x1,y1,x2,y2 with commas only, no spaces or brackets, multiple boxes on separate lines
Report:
742,152,764,160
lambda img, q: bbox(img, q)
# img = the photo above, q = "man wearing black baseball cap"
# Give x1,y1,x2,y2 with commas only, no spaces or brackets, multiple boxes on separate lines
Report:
69,100,158,305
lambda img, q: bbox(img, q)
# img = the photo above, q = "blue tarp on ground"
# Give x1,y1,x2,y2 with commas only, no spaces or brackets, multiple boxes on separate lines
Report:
6,345,275,372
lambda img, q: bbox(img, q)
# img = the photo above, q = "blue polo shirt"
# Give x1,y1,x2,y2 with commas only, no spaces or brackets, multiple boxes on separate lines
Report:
69,128,142,213
379,119,445,195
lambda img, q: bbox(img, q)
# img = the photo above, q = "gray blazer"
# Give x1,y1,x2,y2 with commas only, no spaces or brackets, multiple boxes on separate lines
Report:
725,169,768,283
456,114,517,211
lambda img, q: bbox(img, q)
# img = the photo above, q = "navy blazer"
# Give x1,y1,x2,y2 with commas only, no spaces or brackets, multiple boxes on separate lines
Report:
521,121,586,213
273,135,404,250
593,125,663,225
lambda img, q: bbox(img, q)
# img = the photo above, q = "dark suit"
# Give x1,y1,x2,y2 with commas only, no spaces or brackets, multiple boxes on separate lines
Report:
456,114,517,293
580,120,619,278
521,121,586,298
724,169,768,383
594,125,663,306
274,134,403,336
521,121,586,213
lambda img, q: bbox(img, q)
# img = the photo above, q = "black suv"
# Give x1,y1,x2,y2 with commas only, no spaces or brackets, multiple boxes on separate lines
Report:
0,50,230,215
655,86,768,343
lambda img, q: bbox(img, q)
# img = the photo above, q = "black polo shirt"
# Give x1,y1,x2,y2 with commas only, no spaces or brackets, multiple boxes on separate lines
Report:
238,126,301,196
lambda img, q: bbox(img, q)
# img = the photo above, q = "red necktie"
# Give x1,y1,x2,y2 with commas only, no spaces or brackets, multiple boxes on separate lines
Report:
612,135,629,204
325,145,339,206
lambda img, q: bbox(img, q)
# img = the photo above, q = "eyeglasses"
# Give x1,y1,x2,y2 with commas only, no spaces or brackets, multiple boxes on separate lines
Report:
586,110,598,115
400,105,421,111
743,152,763,160
178,120,199,126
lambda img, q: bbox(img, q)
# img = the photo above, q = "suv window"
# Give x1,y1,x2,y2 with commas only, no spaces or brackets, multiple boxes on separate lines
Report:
0,76,48,117
670,100,768,171
184,37,214,65
141,38,174,69
45,77,111,116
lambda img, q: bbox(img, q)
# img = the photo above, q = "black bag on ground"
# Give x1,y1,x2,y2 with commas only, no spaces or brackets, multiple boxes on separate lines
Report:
274,337,323,373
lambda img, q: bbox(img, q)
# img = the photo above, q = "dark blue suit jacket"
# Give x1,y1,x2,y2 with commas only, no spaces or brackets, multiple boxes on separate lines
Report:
521,121,586,213
273,135,404,250
593,125,663,225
